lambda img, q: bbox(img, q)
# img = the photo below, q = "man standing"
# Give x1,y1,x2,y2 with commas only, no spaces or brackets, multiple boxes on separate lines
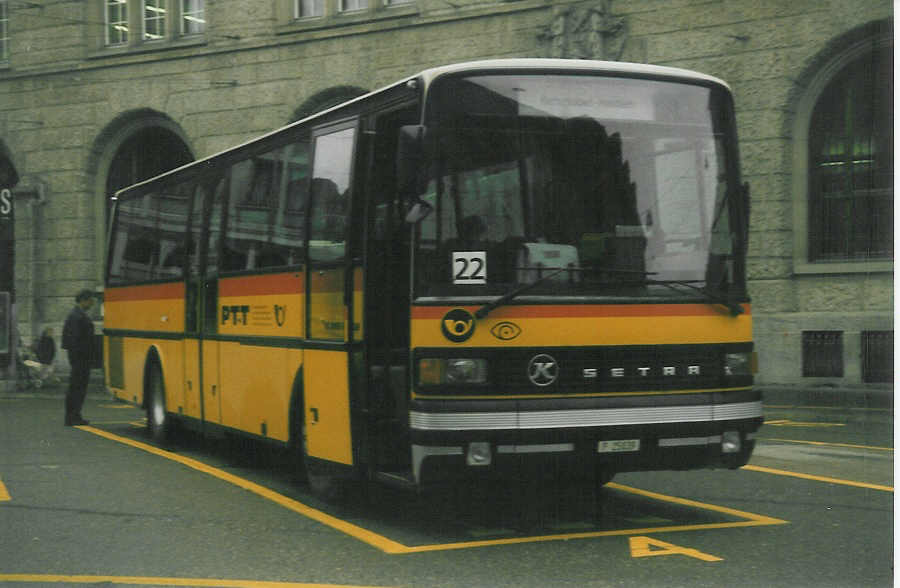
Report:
62,289,95,426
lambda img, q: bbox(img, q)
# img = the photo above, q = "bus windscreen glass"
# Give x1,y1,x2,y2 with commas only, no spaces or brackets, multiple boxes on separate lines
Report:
416,74,744,301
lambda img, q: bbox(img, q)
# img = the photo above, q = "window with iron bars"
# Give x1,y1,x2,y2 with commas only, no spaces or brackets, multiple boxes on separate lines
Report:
861,331,893,384
802,331,844,378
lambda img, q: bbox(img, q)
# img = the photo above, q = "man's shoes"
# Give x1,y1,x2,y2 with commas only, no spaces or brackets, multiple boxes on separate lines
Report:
64,417,90,426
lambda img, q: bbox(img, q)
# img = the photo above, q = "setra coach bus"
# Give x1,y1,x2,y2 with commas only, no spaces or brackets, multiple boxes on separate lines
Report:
104,58,760,496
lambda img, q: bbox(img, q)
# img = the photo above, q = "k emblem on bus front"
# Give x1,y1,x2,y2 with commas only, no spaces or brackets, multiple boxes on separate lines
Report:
528,354,559,386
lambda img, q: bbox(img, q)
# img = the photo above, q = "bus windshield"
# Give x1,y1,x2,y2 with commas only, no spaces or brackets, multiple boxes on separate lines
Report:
413,73,745,303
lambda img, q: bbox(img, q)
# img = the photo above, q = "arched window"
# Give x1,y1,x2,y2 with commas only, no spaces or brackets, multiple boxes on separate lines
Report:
105,126,193,223
807,44,893,262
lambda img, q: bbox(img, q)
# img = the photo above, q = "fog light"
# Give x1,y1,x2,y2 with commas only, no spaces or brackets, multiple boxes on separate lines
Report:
467,442,492,466
724,352,752,376
722,430,741,453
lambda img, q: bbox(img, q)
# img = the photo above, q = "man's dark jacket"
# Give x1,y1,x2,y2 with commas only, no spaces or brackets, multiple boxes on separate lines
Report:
62,306,94,361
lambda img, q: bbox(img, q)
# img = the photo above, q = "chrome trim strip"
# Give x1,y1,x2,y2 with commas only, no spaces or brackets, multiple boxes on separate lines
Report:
659,435,722,447
410,401,762,431
497,443,575,454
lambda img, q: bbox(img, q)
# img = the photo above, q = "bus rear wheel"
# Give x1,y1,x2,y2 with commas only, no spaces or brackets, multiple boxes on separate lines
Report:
146,363,170,443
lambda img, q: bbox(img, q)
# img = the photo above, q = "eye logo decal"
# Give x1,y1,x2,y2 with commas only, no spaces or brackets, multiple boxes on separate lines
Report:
441,308,476,343
490,321,522,341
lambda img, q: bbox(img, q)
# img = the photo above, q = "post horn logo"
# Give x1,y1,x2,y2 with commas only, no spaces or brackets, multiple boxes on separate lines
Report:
441,308,476,343
274,304,287,327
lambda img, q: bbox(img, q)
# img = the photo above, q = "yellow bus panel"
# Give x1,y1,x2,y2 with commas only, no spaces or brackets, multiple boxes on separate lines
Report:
303,349,353,465
411,304,752,348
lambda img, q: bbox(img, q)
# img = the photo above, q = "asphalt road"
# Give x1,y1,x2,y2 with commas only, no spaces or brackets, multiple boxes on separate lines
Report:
0,386,893,588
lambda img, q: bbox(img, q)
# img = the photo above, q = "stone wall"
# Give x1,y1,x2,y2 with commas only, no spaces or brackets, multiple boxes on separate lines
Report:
0,0,892,384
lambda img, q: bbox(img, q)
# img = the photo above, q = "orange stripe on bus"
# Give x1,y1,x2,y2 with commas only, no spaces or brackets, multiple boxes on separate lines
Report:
219,273,304,297
411,303,749,319
105,282,185,302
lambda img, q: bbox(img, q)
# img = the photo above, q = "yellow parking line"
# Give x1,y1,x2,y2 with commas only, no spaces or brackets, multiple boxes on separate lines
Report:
79,426,787,554
78,426,411,554
757,437,893,452
742,464,893,492
401,482,787,553
0,574,388,587
0,478,10,501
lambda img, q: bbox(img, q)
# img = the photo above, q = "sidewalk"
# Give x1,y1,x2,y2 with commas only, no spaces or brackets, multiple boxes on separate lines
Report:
0,371,110,399
759,383,893,411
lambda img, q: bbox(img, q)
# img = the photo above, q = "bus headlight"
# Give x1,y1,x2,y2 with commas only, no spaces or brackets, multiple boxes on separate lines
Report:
724,352,752,376
418,358,488,385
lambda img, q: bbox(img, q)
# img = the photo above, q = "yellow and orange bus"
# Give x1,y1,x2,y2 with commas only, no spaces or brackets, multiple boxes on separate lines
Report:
104,58,759,495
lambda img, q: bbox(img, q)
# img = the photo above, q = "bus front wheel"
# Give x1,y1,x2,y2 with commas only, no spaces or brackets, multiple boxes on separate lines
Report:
292,401,348,500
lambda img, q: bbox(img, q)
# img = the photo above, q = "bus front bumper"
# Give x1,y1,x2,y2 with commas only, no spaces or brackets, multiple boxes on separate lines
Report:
408,393,763,485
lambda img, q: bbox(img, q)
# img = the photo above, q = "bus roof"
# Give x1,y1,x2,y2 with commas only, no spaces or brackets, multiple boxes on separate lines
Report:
113,58,729,200
413,58,731,90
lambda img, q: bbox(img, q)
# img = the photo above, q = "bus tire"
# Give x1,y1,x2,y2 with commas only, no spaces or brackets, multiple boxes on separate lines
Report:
597,466,615,487
146,361,170,443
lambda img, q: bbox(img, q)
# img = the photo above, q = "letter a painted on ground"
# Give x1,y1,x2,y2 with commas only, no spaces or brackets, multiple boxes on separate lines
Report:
629,536,722,562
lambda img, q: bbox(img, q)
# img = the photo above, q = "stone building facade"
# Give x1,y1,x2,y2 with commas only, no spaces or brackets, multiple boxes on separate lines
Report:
0,0,893,387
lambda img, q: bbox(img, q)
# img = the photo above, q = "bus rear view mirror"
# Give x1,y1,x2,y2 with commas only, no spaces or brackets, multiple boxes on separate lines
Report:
404,199,433,224
397,125,429,199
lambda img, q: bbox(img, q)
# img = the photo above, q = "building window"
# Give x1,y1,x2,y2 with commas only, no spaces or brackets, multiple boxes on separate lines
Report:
143,0,166,40
296,0,323,18
861,331,893,384
181,0,205,34
103,0,204,48
807,45,893,262
340,0,367,12
802,331,844,378
106,0,129,45
0,0,8,62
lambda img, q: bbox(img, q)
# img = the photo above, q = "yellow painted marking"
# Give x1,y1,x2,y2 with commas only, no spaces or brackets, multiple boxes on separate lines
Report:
100,404,139,409
765,404,892,413
79,426,787,554
78,426,410,554
758,437,893,452
629,536,723,562
397,482,786,553
742,465,893,492
0,575,387,587
0,478,10,501
764,419,845,428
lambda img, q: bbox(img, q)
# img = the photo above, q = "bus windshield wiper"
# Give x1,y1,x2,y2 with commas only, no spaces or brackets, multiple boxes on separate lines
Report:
647,279,744,316
474,267,654,320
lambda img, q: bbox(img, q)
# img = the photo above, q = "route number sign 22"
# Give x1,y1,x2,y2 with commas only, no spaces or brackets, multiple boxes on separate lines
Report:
453,251,487,285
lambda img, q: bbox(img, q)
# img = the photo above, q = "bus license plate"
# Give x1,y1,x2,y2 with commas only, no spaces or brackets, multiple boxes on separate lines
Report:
597,439,640,453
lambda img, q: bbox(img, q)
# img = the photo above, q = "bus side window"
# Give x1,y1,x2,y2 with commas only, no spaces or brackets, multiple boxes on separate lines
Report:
109,192,163,284
158,182,192,277
309,127,355,263
225,141,309,271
